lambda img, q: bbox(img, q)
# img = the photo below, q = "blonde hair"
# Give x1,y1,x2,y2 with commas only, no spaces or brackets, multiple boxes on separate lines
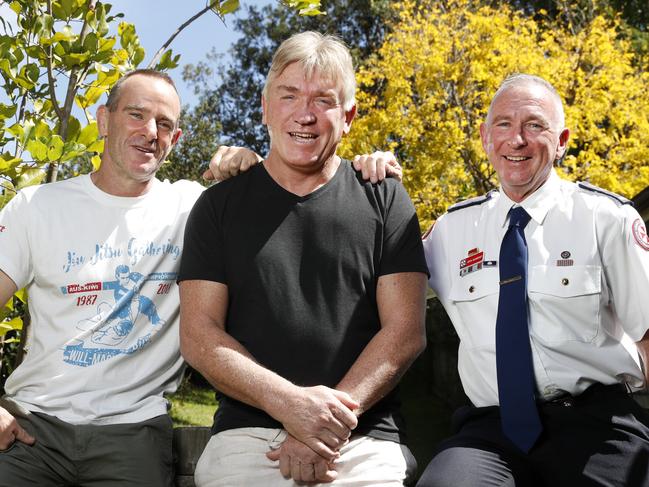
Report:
262,31,355,110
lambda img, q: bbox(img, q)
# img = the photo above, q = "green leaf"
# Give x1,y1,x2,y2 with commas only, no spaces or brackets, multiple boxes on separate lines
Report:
0,103,16,119
9,1,21,15
0,317,23,337
90,154,102,171
77,122,98,147
0,152,22,171
61,0,74,18
26,139,48,160
220,0,240,15
14,288,26,303
83,32,98,53
51,25,76,43
34,121,51,139
16,168,46,189
60,149,85,162
48,135,65,160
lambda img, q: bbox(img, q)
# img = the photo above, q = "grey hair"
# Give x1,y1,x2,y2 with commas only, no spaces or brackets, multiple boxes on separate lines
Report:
487,73,565,129
262,31,356,111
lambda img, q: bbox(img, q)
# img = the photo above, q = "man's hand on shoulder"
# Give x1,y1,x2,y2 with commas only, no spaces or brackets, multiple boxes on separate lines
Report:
352,151,403,183
0,406,35,450
203,145,263,182
267,434,338,483
270,385,359,462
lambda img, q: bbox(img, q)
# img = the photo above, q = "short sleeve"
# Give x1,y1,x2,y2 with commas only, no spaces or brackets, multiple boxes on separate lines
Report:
0,191,34,288
598,202,649,341
378,182,429,277
178,188,227,284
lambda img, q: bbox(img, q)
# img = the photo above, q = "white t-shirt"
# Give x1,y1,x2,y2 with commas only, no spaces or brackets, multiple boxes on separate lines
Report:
0,174,204,424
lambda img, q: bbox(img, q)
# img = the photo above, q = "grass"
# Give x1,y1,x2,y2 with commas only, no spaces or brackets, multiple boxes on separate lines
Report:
167,382,218,427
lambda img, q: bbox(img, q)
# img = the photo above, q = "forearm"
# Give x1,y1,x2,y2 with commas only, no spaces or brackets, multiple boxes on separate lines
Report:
336,272,428,415
336,324,425,416
180,312,296,419
636,329,649,386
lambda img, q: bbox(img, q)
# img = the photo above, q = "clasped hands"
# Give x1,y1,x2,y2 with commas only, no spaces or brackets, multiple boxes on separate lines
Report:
267,385,360,484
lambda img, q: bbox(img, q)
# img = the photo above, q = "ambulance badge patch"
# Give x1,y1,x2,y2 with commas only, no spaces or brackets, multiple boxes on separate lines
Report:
460,248,484,277
632,219,649,251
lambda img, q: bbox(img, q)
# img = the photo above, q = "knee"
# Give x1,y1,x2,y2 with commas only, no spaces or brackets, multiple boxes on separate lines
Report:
415,447,516,487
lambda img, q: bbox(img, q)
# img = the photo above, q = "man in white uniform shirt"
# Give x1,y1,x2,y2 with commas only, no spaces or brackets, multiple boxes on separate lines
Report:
418,74,649,486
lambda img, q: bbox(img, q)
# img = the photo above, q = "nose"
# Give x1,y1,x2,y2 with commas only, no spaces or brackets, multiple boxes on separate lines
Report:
140,118,158,140
507,127,527,148
294,99,316,125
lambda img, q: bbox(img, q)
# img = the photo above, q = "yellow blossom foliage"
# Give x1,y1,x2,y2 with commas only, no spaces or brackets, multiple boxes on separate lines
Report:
339,0,649,229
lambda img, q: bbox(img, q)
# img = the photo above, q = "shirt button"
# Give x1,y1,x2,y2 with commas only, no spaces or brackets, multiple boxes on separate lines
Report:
469,285,475,293
561,278,569,286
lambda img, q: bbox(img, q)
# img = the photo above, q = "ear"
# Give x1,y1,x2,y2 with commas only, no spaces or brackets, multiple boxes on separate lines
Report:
172,128,182,146
342,104,357,135
97,105,109,138
479,122,488,153
261,95,268,125
555,128,570,160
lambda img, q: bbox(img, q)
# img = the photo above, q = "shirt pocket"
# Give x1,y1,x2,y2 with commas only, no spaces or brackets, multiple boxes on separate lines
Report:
528,265,602,343
449,268,500,349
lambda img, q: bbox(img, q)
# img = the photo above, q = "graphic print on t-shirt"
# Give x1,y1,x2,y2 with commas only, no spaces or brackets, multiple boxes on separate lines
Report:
61,265,175,367
56,236,182,368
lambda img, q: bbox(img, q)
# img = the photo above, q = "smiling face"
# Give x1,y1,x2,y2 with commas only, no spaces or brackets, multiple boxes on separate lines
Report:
96,74,181,195
262,62,355,174
480,82,570,202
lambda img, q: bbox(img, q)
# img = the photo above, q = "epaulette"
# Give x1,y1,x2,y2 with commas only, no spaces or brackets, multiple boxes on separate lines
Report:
448,190,497,213
577,182,632,206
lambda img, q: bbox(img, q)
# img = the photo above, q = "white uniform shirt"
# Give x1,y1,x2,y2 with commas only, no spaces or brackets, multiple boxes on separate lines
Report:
423,170,649,407
0,174,204,424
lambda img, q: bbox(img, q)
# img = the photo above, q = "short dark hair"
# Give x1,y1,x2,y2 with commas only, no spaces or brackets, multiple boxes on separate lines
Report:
105,69,179,112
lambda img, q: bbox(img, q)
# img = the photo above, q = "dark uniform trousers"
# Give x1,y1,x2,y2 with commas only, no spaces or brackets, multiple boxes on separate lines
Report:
417,383,649,487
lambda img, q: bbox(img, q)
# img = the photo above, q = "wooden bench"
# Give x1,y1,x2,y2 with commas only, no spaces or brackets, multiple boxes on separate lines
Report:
174,426,212,487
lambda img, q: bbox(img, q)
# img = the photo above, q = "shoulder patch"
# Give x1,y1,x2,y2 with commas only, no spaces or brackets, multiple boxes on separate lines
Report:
577,182,632,206
448,190,497,213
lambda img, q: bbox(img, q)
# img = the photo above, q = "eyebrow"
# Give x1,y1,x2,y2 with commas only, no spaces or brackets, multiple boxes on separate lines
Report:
123,104,176,125
276,85,338,98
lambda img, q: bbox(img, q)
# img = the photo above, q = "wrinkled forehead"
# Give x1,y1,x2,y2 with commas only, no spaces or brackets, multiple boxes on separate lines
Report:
117,75,181,114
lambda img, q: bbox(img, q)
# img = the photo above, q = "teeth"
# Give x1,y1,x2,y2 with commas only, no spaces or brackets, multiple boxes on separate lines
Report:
505,156,528,161
290,132,316,139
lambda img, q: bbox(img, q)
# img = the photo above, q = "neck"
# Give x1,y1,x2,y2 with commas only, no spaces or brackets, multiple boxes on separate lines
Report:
263,154,341,197
91,165,155,197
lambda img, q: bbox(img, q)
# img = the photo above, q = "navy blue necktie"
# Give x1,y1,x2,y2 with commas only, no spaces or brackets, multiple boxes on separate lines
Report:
495,206,542,453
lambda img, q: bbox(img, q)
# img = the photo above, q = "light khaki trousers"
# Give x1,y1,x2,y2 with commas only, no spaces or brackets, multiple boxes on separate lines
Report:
195,427,416,486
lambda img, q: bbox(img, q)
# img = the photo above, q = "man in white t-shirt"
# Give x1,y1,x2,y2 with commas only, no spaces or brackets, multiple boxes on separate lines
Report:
0,69,260,486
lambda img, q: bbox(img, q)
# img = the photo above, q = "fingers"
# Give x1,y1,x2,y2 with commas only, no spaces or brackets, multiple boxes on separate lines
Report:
330,390,359,430
0,419,34,450
303,438,339,462
204,145,262,182
314,460,338,483
352,151,401,183
385,154,403,182
14,424,35,446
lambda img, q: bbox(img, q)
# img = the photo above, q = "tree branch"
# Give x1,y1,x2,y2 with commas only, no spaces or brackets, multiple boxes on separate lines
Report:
147,1,224,69
46,0,65,121
47,0,98,183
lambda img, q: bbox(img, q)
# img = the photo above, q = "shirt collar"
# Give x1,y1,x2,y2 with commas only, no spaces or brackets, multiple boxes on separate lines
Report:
496,169,561,228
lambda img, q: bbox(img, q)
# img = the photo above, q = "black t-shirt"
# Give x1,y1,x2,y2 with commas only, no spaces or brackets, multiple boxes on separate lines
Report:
179,160,428,443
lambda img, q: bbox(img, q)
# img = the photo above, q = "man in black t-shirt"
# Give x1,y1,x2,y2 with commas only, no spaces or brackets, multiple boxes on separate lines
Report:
179,31,428,486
